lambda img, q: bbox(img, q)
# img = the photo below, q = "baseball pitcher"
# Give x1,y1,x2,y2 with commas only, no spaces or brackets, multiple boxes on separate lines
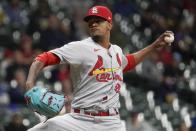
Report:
25,5,174,131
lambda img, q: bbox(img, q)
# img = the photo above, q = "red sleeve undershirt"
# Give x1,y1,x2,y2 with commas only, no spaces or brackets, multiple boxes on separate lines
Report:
35,52,60,67
123,54,136,73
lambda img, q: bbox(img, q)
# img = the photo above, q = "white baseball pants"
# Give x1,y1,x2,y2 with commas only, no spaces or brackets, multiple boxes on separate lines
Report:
28,113,125,131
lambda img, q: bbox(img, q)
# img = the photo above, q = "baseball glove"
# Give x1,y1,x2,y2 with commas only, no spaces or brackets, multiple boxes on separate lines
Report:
24,86,65,118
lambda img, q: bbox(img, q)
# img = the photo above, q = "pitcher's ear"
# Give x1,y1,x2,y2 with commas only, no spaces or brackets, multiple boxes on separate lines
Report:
107,22,112,31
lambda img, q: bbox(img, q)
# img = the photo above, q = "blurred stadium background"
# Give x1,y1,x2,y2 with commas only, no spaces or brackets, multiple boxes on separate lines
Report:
0,0,196,131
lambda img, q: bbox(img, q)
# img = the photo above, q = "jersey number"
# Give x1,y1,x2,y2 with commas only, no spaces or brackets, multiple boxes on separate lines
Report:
114,83,121,93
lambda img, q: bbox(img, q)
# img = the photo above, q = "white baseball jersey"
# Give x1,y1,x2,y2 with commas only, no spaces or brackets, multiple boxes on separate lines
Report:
50,37,128,111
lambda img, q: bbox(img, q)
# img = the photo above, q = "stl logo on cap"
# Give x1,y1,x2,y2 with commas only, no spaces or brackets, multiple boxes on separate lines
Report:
92,7,98,14
84,5,112,23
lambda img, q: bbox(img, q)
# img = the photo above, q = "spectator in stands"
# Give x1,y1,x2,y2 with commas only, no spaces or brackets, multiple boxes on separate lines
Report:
8,68,26,104
141,50,163,82
3,0,27,31
113,0,138,17
179,122,190,131
18,34,36,65
126,111,155,131
4,113,27,131
27,0,51,36
3,35,36,82
39,14,71,50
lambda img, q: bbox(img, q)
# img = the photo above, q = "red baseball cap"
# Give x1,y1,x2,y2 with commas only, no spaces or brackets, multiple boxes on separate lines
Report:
84,6,112,23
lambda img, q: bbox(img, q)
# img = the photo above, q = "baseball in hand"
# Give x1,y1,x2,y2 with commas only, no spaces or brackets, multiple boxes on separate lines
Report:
164,34,174,43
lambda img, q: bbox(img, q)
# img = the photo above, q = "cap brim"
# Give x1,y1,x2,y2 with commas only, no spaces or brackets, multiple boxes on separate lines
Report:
83,15,107,22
